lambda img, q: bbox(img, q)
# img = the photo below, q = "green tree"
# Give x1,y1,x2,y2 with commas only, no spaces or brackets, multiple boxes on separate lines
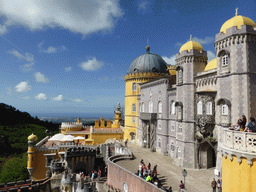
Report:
0,153,29,183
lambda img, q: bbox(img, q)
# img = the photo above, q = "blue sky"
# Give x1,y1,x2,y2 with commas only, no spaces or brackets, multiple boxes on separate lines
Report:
0,0,255,116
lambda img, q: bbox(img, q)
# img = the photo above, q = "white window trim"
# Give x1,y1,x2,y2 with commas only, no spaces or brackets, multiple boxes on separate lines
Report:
142,102,145,112
158,138,161,148
197,101,203,115
149,101,153,113
158,101,162,113
132,82,137,91
222,55,228,66
222,104,228,116
206,102,212,115
132,103,136,113
132,117,136,124
158,120,162,129
177,148,181,159
171,101,175,115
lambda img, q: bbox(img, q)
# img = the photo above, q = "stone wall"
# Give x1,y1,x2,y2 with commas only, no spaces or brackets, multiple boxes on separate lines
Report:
107,160,164,192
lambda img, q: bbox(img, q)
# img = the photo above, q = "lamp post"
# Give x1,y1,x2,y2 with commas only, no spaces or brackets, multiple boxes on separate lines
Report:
182,169,187,188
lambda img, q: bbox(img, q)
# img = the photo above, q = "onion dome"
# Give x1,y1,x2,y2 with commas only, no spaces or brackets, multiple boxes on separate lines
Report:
204,58,217,71
127,45,168,74
28,133,38,142
179,35,203,53
220,8,256,34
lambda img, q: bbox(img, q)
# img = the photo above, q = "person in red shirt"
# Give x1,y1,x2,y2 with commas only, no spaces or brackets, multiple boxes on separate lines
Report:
179,180,185,191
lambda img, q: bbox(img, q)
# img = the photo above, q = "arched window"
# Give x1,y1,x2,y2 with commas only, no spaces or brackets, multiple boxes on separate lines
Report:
132,103,136,113
171,142,175,152
142,102,145,112
178,148,181,159
197,101,203,115
177,105,182,120
158,138,161,148
170,101,176,114
158,120,162,129
132,82,137,91
178,69,183,83
222,55,228,66
149,101,153,113
149,89,152,98
158,102,162,113
206,101,212,115
222,104,228,115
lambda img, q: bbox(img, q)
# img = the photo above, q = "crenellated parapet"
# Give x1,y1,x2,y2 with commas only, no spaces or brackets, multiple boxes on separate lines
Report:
175,50,208,66
124,72,167,82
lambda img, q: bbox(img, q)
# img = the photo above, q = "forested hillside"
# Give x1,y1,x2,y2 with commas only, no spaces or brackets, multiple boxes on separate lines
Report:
0,103,60,155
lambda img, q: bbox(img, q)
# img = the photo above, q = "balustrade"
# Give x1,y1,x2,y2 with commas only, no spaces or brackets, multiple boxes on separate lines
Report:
220,128,256,153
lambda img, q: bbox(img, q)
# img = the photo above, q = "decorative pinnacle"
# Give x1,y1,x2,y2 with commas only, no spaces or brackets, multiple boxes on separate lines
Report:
236,7,238,16
190,35,192,41
146,44,150,53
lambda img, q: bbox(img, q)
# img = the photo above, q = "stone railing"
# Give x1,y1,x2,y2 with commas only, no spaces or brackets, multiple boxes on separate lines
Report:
36,143,94,151
219,128,256,153
61,122,83,128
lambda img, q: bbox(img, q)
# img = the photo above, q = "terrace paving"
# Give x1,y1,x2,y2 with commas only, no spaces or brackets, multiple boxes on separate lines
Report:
116,142,216,192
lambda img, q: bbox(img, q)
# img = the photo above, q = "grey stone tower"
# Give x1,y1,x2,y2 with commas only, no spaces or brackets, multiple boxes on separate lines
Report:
175,37,208,168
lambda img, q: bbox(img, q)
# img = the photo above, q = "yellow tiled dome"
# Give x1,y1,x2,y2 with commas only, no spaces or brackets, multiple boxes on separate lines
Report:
179,41,203,53
28,133,38,142
204,58,217,71
220,15,255,34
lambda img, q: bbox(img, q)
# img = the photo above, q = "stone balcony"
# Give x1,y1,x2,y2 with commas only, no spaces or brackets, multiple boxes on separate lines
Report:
218,128,256,165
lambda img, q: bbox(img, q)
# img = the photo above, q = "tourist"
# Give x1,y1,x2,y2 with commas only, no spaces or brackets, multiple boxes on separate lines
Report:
211,178,217,192
244,117,256,132
179,180,185,191
91,171,94,181
154,178,159,186
146,174,152,182
147,162,151,170
241,115,247,130
98,169,101,180
140,159,144,164
153,165,157,175
217,179,221,192
124,139,128,147
231,118,242,131
168,186,173,192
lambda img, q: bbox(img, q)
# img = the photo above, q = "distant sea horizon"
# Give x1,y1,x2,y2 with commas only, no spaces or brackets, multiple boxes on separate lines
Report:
30,112,114,119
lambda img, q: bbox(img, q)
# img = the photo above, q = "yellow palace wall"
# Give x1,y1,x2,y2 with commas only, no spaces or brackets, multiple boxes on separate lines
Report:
222,154,256,192
124,80,141,141
91,132,123,145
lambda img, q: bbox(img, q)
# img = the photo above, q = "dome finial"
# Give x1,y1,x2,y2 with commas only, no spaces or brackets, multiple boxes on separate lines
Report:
235,7,238,16
190,35,192,41
146,38,150,53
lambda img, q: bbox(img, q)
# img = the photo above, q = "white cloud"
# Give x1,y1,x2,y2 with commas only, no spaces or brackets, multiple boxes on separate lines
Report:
79,57,103,71
139,1,150,11
0,24,7,35
38,41,65,53
53,95,63,101
192,37,214,45
44,46,57,53
72,99,82,102
162,55,176,65
8,49,35,71
207,50,216,61
65,66,72,72
34,72,49,83
15,82,31,92
35,93,47,100
0,0,123,35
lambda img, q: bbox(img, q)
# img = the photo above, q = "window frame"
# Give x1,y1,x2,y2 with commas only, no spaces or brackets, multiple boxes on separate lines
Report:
197,101,203,115
222,104,228,116
132,103,136,113
142,102,145,112
158,101,162,114
171,101,176,115
158,120,162,129
149,101,153,113
132,82,137,91
132,117,136,124
206,101,212,115
222,55,228,66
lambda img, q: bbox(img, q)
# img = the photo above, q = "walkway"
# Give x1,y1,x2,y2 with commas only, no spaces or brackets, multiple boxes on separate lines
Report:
116,142,215,192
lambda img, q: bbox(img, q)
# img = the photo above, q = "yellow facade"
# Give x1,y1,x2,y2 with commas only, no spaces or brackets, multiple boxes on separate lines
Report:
124,72,169,141
222,154,256,192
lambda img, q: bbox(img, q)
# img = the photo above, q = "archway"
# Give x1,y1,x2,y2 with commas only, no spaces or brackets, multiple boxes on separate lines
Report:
73,161,87,174
199,142,216,169
130,132,136,141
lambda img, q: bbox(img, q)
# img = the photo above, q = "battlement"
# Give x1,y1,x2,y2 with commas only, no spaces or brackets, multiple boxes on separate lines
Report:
215,25,256,43
65,146,97,157
61,122,83,127
176,49,208,60
124,72,166,81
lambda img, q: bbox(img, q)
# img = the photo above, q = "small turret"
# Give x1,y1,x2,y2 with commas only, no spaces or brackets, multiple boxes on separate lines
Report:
112,103,122,128
77,118,81,124
27,133,37,181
